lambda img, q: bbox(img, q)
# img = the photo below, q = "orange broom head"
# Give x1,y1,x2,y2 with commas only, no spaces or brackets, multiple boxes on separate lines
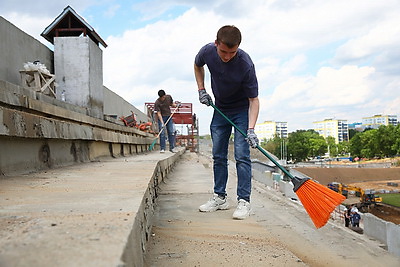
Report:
293,178,346,228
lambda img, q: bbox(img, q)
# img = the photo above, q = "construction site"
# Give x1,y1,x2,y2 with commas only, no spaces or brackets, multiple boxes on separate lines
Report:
294,166,400,224
1,7,400,267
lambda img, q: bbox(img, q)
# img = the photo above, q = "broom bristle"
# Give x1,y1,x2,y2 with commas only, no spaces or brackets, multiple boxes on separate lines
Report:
295,179,346,228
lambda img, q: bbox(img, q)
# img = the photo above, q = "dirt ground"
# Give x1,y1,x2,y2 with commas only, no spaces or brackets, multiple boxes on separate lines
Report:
369,204,400,225
293,167,400,187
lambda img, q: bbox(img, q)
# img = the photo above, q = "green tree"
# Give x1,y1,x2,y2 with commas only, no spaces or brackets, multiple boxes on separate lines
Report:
287,129,326,162
393,125,400,155
263,135,281,157
325,136,337,157
348,129,358,140
376,125,397,157
337,141,350,156
349,132,362,157
359,129,379,158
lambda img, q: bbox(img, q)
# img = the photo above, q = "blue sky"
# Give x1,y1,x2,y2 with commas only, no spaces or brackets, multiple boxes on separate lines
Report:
1,0,400,135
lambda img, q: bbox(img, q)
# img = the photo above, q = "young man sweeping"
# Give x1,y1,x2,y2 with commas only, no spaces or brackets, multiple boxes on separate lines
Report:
194,25,260,219
154,89,178,153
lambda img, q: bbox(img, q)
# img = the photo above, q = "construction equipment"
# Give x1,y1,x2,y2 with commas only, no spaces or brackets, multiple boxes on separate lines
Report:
328,182,382,209
120,111,153,133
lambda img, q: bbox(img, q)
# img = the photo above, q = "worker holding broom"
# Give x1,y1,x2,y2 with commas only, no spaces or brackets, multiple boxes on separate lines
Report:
194,25,260,219
154,89,179,153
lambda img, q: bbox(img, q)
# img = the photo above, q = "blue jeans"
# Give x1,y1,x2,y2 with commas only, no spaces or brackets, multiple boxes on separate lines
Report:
158,116,175,150
210,110,252,202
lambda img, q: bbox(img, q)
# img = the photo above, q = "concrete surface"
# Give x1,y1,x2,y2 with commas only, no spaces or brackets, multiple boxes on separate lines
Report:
1,146,400,267
0,149,184,267
144,151,400,266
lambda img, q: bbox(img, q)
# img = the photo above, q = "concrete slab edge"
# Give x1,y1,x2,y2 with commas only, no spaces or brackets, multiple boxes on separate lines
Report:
120,150,184,267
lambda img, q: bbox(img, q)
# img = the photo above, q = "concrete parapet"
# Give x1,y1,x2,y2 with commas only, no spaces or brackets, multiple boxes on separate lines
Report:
387,222,400,257
253,170,274,188
363,211,400,257
363,213,388,244
279,180,297,200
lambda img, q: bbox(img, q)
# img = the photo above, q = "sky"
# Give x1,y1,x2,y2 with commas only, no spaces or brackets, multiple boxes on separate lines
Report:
1,0,400,135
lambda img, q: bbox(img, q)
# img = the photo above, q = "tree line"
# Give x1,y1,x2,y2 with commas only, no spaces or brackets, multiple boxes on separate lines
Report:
262,124,400,163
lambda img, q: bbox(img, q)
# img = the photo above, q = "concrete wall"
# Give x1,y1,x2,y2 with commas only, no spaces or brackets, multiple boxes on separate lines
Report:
387,222,400,257
103,86,149,125
54,37,103,119
0,16,53,86
363,213,388,244
363,213,400,257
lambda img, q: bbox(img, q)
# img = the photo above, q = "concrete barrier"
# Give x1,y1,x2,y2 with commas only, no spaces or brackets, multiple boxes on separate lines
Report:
387,222,400,257
279,180,297,200
364,212,400,258
122,151,183,266
363,213,388,244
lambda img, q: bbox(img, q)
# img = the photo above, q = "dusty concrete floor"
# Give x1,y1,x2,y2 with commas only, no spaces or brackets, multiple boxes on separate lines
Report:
1,144,399,267
144,151,400,266
0,152,177,267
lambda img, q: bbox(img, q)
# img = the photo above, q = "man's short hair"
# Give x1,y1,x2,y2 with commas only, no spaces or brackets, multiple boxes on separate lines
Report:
216,25,242,48
158,90,166,97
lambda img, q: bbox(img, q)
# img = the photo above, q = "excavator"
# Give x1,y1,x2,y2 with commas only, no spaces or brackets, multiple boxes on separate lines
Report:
328,182,382,210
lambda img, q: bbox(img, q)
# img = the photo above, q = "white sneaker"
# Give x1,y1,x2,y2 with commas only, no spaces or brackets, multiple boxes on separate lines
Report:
232,199,251,220
170,147,178,153
160,149,165,153
199,194,229,212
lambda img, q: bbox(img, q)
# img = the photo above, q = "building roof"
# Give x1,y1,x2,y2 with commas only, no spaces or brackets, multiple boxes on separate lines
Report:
41,5,107,48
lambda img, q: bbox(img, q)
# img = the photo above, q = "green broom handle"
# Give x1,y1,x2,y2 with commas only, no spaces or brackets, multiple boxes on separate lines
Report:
149,104,180,150
158,104,180,135
209,102,294,179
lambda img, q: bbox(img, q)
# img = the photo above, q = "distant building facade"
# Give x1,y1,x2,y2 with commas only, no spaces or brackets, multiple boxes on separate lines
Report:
255,121,288,140
348,122,363,131
313,119,349,143
362,114,398,129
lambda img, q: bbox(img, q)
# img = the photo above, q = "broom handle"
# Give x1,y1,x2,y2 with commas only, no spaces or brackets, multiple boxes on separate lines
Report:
210,102,294,179
157,104,180,137
149,105,180,150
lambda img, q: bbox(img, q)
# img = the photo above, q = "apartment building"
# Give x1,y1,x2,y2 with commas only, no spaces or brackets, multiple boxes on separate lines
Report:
255,121,288,141
362,114,398,129
313,119,349,143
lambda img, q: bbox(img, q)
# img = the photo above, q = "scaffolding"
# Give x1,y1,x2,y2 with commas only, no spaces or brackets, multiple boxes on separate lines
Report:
145,102,199,152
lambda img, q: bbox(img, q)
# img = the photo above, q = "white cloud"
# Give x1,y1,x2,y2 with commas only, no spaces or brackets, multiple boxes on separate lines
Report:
311,65,375,107
103,8,220,129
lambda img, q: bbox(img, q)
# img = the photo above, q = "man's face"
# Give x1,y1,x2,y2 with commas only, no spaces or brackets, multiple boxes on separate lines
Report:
215,41,238,63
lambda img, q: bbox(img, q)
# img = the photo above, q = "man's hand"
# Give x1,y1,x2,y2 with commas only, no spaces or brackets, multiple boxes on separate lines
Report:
246,128,259,148
198,89,212,106
175,101,182,108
